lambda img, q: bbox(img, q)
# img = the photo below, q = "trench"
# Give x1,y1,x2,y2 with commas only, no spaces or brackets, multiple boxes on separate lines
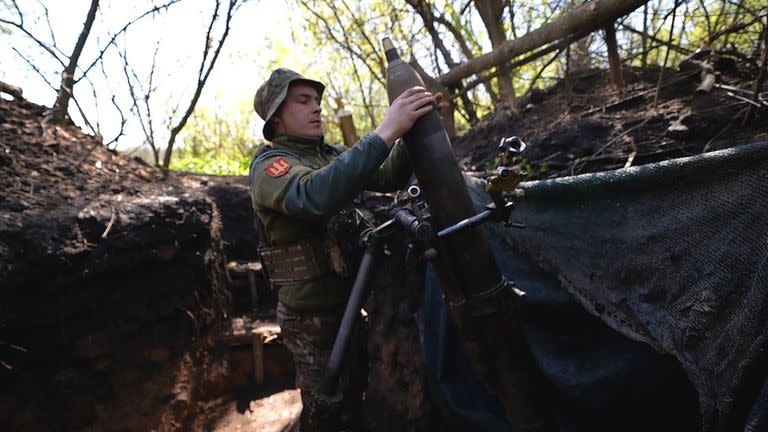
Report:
0,175,429,431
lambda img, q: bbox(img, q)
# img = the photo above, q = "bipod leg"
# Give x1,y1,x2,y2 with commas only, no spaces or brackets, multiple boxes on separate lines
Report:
318,234,380,398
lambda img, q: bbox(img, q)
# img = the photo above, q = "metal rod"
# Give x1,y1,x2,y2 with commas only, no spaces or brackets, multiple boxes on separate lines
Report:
437,210,493,238
322,238,379,394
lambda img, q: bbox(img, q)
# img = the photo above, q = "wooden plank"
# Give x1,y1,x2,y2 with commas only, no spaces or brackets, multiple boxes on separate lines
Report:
220,316,280,347
253,333,264,384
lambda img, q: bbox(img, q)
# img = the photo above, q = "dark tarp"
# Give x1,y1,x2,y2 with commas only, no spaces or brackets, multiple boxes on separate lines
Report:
745,377,768,432
423,221,699,432
422,141,768,431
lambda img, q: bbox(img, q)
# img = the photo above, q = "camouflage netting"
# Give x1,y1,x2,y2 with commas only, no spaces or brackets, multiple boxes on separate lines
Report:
480,141,768,431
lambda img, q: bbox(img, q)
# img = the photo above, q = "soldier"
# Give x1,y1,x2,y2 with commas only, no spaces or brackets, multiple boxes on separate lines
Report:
249,68,439,431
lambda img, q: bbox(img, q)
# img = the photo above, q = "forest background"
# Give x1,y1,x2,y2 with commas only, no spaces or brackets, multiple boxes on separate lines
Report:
1,0,765,174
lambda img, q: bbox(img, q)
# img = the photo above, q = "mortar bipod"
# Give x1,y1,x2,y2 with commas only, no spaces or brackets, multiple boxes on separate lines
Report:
318,207,433,398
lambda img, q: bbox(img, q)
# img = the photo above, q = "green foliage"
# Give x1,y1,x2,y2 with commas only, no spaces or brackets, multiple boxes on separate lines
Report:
170,153,252,175
482,156,549,179
170,101,259,175
483,155,502,171
520,158,550,180
624,0,765,69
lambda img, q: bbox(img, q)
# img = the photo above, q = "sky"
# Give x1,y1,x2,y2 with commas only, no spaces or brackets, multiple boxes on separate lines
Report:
0,0,319,152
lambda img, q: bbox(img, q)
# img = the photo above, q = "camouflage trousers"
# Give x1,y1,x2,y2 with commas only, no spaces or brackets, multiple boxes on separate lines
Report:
277,302,368,432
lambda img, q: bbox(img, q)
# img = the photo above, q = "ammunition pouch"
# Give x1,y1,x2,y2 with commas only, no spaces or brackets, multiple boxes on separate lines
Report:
256,207,376,287
259,240,330,285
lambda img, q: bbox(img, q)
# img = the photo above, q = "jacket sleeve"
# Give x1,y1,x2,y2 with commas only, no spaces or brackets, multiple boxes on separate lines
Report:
364,139,413,193
250,132,390,219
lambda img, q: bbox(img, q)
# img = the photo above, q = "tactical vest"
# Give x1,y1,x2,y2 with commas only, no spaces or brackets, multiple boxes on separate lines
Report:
248,146,375,289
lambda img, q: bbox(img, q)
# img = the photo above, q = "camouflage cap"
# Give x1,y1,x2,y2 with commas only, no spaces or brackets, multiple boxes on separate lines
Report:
254,68,325,140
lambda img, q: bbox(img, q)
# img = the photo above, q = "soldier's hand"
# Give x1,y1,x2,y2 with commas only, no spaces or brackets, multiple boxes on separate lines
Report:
375,87,435,147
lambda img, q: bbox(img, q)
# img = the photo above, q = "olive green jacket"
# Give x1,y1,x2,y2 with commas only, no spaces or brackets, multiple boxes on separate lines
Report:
248,132,411,311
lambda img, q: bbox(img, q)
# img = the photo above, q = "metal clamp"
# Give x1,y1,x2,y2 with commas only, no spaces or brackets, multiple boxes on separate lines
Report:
447,277,525,317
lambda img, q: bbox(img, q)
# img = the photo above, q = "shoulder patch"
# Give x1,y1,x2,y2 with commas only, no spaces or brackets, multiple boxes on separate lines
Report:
265,157,291,177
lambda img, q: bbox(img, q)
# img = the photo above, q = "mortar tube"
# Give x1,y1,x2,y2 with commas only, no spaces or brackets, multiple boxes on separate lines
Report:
382,36,549,430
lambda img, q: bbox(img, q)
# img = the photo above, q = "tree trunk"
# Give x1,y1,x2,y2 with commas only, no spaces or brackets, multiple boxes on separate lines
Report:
653,0,679,109
474,0,517,107
51,0,99,124
0,80,24,100
570,35,593,71
604,22,624,89
743,22,767,126
565,45,574,103
439,0,650,86
641,2,648,68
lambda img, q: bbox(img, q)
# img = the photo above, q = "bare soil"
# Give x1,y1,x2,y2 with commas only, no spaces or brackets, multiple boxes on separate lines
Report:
454,61,767,179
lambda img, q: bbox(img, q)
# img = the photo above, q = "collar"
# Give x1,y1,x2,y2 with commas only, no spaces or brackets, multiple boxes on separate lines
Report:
271,134,327,155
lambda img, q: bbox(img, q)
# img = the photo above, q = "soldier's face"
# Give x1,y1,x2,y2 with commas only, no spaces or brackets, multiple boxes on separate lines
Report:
271,83,323,138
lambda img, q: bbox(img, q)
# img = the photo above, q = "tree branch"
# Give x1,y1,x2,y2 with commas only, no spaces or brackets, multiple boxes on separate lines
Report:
99,60,126,148
51,0,99,123
653,0,680,109
75,0,183,83
12,46,57,91
452,30,588,101
522,48,563,100
619,22,693,55
163,0,238,167
438,0,650,86
702,18,760,49
119,42,159,164
0,16,65,67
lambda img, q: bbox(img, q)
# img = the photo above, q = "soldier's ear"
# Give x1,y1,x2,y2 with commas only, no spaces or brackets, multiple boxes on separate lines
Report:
270,116,284,134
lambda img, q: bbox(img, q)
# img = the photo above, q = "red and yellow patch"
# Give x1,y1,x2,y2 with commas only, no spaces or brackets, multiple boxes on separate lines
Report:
265,157,291,177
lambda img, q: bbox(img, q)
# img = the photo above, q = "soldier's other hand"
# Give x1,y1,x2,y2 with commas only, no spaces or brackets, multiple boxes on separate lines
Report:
375,87,435,148
434,92,450,111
